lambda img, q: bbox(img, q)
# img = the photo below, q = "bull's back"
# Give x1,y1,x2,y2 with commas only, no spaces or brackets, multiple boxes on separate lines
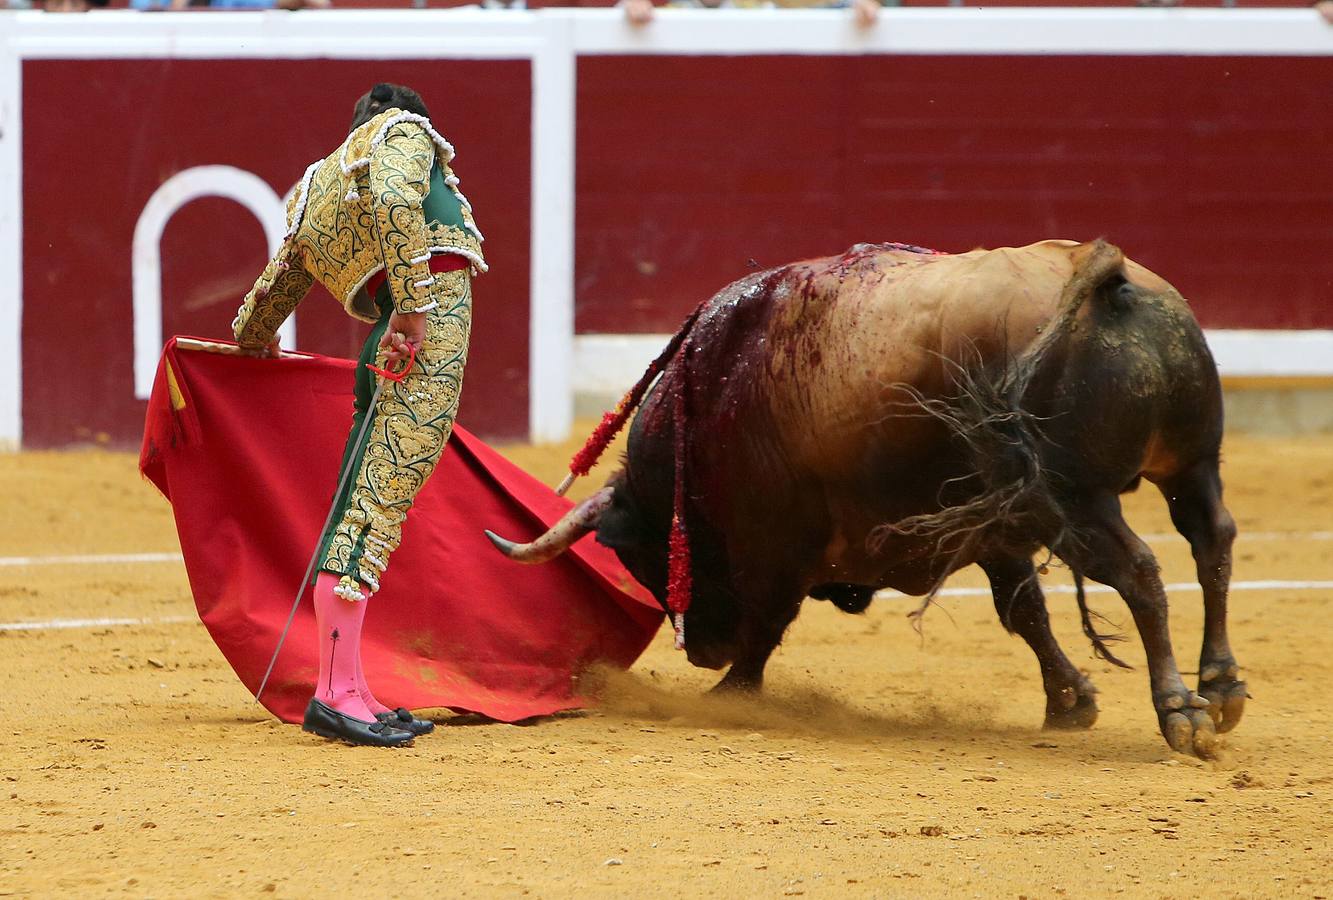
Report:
762,241,1085,477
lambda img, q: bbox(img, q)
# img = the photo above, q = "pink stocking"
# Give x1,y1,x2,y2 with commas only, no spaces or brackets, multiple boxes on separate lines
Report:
312,571,376,722
356,655,393,717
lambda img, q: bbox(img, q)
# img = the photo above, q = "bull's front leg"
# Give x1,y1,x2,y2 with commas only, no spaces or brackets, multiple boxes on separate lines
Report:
980,555,1099,730
711,595,803,694
1057,492,1218,759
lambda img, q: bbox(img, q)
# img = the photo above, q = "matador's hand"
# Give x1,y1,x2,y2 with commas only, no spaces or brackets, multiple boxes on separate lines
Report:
239,338,282,359
381,312,426,366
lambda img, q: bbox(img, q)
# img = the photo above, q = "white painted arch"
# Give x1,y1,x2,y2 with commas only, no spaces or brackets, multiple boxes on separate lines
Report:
132,164,294,400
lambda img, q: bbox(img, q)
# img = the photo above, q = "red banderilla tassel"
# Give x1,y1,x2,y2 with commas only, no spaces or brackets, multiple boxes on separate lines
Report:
559,302,708,494
667,514,691,650
665,378,691,651
568,397,635,481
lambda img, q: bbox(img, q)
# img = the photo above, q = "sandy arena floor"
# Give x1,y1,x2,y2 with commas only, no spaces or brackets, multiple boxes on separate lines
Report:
1,429,1330,898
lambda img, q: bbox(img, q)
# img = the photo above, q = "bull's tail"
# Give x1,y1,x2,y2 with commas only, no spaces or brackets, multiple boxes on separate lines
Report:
1007,239,1125,401
871,240,1129,644
1074,569,1133,669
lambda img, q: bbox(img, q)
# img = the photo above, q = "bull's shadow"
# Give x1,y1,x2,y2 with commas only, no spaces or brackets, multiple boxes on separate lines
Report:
576,665,1207,764
583,665,1047,746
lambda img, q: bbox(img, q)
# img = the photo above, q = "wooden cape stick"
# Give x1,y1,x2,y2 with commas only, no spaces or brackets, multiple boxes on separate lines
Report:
175,337,313,359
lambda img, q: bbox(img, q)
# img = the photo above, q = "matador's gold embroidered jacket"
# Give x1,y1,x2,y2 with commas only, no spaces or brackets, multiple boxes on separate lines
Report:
232,108,486,347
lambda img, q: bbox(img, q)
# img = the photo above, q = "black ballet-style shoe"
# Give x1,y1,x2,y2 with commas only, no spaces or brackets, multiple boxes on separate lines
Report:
302,698,415,747
376,707,436,736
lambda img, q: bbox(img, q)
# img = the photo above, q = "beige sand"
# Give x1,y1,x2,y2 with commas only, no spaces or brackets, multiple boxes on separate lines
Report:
1,431,1330,898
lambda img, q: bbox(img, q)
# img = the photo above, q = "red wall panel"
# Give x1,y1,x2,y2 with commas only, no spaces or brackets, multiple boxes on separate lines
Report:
575,54,1333,333
22,58,531,448
19,50,1331,448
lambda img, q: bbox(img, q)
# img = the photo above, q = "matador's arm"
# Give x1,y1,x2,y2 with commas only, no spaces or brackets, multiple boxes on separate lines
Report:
232,242,315,349
369,121,439,316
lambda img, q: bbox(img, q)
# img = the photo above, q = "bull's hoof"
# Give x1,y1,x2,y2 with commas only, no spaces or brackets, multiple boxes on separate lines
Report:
710,671,762,694
1198,660,1247,734
1155,691,1218,759
1044,694,1099,731
1043,676,1099,730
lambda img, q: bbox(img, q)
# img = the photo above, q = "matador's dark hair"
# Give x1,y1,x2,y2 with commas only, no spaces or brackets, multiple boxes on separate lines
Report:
350,83,432,132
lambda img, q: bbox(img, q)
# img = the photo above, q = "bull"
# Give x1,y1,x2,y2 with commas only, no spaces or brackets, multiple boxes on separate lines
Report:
488,239,1243,759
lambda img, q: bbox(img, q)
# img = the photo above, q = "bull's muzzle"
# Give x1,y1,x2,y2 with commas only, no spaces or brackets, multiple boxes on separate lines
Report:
484,486,614,564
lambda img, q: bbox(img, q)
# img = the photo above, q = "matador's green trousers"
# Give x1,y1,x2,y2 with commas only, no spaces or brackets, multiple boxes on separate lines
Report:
315,269,472,600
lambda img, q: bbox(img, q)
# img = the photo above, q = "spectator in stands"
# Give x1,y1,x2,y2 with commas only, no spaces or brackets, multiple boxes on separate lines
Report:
129,0,330,9
22,0,110,10
623,0,883,29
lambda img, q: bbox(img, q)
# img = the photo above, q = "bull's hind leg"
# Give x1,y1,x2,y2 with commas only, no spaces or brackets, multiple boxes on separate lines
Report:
980,556,1098,730
1057,492,1218,758
1158,459,1245,733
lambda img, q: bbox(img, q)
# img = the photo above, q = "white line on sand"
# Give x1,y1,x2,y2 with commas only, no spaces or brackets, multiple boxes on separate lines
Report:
0,615,195,632
0,530,1327,571
1140,530,1333,543
1,527,1330,572
0,552,183,567
878,579,1333,601
3,581,1331,633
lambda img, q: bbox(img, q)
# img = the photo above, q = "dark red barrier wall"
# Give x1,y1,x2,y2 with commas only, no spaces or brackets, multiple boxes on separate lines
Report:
20,51,1332,448
576,54,1333,333
22,58,531,448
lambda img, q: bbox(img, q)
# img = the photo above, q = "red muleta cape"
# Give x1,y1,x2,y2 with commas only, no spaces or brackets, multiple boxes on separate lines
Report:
140,337,662,725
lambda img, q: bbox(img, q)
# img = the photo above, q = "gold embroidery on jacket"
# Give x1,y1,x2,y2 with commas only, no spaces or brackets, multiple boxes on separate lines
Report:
232,248,315,348
321,274,473,590
232,109,485,346
426,223,484,270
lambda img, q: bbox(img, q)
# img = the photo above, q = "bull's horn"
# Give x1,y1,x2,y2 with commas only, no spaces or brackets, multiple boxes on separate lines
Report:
484,486,615,564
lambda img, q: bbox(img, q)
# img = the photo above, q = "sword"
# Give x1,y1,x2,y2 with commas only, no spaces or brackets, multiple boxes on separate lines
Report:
251,340,417,704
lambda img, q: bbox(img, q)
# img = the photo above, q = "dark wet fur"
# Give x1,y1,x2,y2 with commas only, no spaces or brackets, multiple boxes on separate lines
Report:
808,583,877,614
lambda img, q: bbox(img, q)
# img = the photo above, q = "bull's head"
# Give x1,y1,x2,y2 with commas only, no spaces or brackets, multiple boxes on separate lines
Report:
485,470,743,670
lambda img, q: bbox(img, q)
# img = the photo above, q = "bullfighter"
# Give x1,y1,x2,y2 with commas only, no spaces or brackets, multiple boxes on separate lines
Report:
232,82,485,746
